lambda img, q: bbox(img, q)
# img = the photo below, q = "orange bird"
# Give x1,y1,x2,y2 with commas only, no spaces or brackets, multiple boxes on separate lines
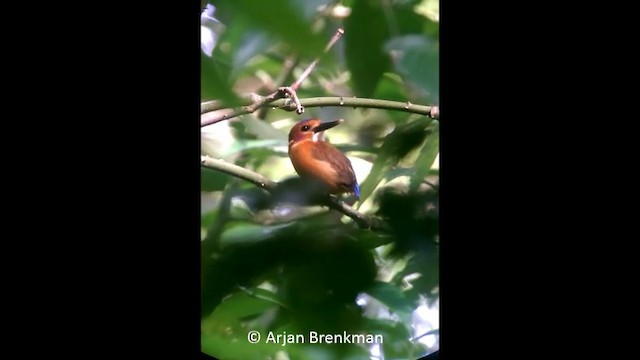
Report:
288,118,360,199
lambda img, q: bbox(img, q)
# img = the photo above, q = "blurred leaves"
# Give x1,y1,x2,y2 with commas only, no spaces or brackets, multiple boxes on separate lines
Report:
216,0,325,57
358,117,434,203
201,167,228,191
201,53,241,104
345,0,390,97
410,122,439,192
367,281,415,322
219,221,296,248
385,35,439,104
221,139,284,158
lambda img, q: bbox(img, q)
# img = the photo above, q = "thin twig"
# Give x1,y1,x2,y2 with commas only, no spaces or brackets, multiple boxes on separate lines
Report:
201,28,346,126
290,28,344,91
257,56,300,119
200,155,389,231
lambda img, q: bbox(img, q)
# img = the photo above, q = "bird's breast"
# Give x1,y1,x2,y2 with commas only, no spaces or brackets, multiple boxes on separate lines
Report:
289,140,357,194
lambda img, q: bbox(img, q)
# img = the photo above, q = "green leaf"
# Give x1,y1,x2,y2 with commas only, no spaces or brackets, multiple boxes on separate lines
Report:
378,167,439,188
385,35,439,104
241,116,288,141
201,53,241,105
222,0,324,57
228,197,254,221
345,0,391,97
352,229,395,249
393,245,439,302
410,122,439,192
358,118,433,203
213,289,283,320
414,0,440,23
366,281,415,323
373,73,409,102
201,208,219,230
362,318,428,359
219,222,295,248
201,167,229,192
201,332,297,360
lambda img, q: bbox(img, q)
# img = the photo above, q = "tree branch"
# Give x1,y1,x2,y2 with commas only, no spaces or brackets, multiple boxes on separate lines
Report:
201,28,346,127
201,96,439,126
201,155,389,231
272,97,439,118
201,156,277,192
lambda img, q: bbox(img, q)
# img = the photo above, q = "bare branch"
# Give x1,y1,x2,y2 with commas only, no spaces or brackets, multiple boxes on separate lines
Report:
273,97,439,118
290,28,344,91
200,96,439,126
200,155,389,231
201,156,277,191
201,28,347,126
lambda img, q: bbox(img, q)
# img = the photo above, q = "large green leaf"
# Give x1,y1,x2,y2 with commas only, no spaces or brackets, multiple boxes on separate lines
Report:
201,167,229,191
221,0,325,57
385,35,439,104
363,318,428,360
219,222,295,248
211,288,283,321
366,281,415,324
201,53,241,105
410,122,439,192
358,118,433,204
345,0,391,97
240,116,288,141
393,245,439,303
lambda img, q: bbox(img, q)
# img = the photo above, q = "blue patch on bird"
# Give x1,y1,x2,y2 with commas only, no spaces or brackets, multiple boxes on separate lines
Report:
354,183,361,199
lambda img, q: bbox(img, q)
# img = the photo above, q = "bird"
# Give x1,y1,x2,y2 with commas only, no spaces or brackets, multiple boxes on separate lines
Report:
288,118,360,199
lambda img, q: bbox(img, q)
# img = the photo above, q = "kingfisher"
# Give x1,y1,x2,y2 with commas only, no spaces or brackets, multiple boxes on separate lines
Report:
288,118,360,199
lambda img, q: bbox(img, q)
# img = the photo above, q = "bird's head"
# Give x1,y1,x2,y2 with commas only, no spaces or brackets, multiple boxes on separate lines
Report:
288,118,343,145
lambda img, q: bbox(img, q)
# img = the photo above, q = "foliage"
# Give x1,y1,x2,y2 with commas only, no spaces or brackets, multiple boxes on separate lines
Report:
201,0,439,359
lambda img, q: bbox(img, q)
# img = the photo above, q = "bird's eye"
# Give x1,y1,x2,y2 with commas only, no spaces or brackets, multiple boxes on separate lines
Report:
301,125,311,131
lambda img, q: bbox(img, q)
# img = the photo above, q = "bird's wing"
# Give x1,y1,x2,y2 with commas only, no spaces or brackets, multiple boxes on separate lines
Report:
311,142,358,191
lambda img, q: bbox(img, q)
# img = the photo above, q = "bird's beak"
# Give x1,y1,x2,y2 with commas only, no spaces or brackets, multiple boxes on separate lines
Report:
313,119,343,133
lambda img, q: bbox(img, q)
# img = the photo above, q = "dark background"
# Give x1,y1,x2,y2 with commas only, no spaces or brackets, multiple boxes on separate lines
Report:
7,0,613,359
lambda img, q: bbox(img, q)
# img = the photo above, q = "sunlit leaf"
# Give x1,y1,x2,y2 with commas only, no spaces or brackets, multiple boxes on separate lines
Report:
241,116,288,141
229,197,254,221
221,139,285,158
414,0,440,23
